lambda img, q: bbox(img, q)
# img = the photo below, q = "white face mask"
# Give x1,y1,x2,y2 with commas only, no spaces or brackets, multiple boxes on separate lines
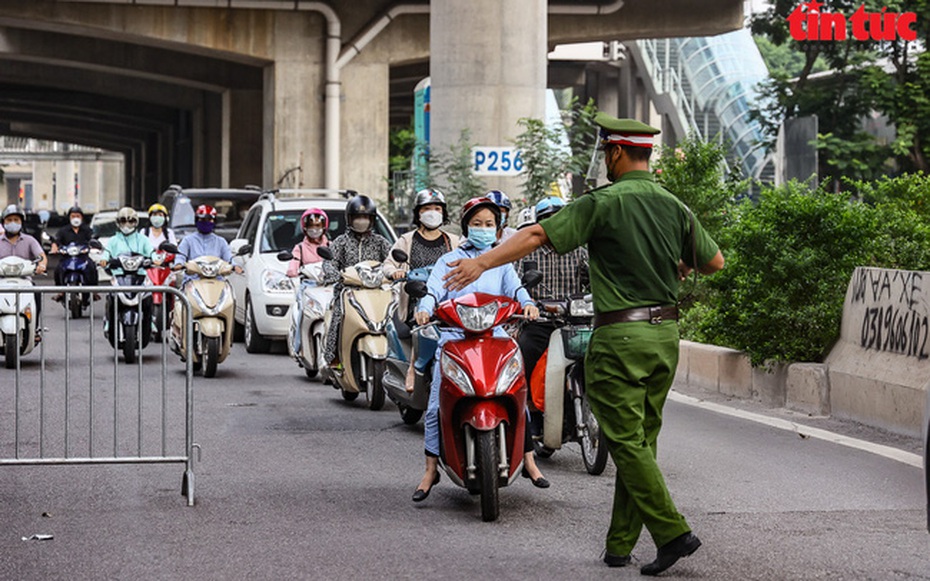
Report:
305,227,323,240
119,225,136,236
419,210,443,230
70,217,83,228
3,221,22,235
150,215,166,228
350,217,371,233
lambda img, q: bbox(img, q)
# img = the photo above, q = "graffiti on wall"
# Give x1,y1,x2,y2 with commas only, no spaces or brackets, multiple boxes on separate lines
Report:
851,268,929,360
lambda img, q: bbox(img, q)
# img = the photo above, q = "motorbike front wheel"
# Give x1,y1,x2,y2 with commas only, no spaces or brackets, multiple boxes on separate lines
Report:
579,395,609,475
341,389,359,402
4,333,18,369
152,303,164,343
398,404,423,425
69,292,83,319
123,324,137,364
202,336,220,378
477,429,500,522
367,359,386,411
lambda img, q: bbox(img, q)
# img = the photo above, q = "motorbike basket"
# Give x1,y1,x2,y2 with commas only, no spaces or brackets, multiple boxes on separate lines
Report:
561,325,592,360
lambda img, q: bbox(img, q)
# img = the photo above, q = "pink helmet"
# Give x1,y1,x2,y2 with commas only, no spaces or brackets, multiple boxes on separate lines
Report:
301,207,329,230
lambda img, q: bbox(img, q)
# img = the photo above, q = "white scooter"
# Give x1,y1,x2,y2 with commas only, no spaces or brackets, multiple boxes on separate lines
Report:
278,251,332,379
0,256,41,369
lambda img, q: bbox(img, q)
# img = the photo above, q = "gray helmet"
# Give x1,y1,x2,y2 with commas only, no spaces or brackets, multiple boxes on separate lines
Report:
412,188,448,227
2,204,25,222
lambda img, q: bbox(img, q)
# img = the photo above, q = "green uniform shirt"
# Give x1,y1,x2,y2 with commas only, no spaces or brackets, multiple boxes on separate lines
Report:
541,170,719,314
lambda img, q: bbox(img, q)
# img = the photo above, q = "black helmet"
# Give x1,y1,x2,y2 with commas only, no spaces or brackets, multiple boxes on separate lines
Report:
346,195,377,219
67,206,84,217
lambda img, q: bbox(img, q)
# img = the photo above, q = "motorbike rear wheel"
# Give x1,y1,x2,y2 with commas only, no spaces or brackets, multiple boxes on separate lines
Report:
202,336,220,378
477,429,500,522
398,404,423,425
368,359,386,411
4,333,18,369
580,395,609,475
123,324,137,364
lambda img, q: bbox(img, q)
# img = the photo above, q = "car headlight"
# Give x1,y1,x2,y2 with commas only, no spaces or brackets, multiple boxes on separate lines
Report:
456,301,499,333
441,351,474,395
570,297,594,317
494,352,523,395
357,264,384,289
262,269,294,293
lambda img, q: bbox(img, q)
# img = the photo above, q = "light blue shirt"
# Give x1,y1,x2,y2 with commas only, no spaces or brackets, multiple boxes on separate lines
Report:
418,242,533,316
102,231,154,262
173,232,232,266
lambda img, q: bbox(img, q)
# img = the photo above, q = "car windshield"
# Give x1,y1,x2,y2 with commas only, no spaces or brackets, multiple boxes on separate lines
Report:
172,195,258,233
92,215,150,238
259,210,394,253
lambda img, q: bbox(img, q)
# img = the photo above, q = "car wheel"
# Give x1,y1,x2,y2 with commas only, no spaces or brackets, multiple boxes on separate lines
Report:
244,296,271,354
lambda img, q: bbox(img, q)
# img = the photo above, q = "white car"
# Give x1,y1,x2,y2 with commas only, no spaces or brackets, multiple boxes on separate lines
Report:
228,190,397,353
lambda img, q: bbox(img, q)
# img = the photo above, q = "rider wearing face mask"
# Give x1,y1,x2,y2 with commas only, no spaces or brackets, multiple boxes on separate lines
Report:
172,205,242,281
99,207,154,271
144,203,178,249
409,197,545,503
51,206,98,298
322,195,392,368
286,207,330,277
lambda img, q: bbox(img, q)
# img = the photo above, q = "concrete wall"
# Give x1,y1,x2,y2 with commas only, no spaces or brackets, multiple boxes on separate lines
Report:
677,267,930,438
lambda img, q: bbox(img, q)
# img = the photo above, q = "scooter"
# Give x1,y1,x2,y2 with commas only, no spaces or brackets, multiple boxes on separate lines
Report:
103,251,154,364
530,293,608,475
277,251,332,379
169,255,236,378
383,249,437,425
320,246,396,410
406,271,541,522
58,241,94,319
147,247,176,342
0,256,41,369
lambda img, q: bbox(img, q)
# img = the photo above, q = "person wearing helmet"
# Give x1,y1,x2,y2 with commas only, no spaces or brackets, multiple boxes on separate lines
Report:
99,207,155,270
1,204,48,322
485,189,517,241
144,203,178,249
322,195,392,368
50,206,98,300
172,204,241,279
442,114,725,575
408,196,545,504
516,196,589,442
382,188,461,391
286,207,329,277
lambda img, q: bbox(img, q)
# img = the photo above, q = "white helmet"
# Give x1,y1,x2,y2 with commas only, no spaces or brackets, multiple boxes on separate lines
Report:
116,207,139,235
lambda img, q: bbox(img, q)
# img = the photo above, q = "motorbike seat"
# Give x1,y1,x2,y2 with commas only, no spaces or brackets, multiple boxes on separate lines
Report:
392,312,412,341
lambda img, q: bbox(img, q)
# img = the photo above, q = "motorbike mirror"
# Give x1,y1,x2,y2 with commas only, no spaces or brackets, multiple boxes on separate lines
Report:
317,246,334,261
159,242,178,254
521,269,543,290
276,250,294,262
237,243,252,256
88,239,104,250
391,248,408,264
404,280,428,299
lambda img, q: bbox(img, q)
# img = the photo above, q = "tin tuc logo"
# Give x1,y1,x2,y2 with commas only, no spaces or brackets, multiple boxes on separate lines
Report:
787,2,917,41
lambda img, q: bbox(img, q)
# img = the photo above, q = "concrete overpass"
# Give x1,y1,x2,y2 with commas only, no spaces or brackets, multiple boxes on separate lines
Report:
0,0,743,209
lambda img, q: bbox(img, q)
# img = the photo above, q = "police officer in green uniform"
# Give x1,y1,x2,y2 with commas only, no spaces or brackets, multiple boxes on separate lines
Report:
443,112,724,576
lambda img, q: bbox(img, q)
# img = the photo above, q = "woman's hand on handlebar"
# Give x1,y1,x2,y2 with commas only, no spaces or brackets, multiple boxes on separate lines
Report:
414,310,431,326
391,270,406,281
523,304,539,321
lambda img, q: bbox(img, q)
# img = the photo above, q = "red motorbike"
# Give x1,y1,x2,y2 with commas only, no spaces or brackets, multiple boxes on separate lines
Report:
146,248,176,342
415,289,529,522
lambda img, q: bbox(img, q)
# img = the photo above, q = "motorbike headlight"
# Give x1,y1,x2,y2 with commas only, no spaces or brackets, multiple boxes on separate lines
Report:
570,297,595,317
455,301,499,333
441,351,475,396
262,269,294,293
419,323,440,341
357,264,384,289
152,251,167,266
67,246,81,257
199,260,221,278
1,262,25,277
303,295,325,320
494,353,523,395
120,256,144,272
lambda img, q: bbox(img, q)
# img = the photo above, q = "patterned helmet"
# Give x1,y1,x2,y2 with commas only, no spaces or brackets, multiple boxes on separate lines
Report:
534,196,566,222
459,197,501,235
116,207,138,225
484,190,512,211
301,207,329,229
412,188,448,226
195,204,217,221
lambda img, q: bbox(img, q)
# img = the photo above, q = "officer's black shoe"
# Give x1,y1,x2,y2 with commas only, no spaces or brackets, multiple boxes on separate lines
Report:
603,552,631,567
640,532,701,576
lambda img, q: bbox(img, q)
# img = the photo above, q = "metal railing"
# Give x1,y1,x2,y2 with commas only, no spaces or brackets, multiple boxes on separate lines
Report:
0,285,197,506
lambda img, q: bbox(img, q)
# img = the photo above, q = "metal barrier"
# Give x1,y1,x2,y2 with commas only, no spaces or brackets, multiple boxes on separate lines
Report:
0,285,197,506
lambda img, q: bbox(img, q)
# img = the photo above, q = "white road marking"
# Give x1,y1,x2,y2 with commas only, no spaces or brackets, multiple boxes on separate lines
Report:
669,391,923,468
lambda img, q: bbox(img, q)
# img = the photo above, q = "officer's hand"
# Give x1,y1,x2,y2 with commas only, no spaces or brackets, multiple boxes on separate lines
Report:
523,304,539,321
391,270,405,280
443,257,483,291
677,260,693,281
414,311,430,326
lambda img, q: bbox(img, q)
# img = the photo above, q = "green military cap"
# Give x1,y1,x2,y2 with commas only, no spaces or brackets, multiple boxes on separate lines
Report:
595,112,660,148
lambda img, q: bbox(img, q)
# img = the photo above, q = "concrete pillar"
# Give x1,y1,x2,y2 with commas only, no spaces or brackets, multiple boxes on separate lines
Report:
102,160,123,211
341,62,389,200
77,161,99,211
33,161,54,211
430,0,547,198
263,13,325,190
222,89,263,189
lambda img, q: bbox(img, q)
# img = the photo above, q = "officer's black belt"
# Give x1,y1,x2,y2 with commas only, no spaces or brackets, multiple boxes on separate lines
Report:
593,305,679,328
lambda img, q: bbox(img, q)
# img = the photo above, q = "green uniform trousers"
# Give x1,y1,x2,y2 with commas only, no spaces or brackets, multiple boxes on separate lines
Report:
584,321,691,555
